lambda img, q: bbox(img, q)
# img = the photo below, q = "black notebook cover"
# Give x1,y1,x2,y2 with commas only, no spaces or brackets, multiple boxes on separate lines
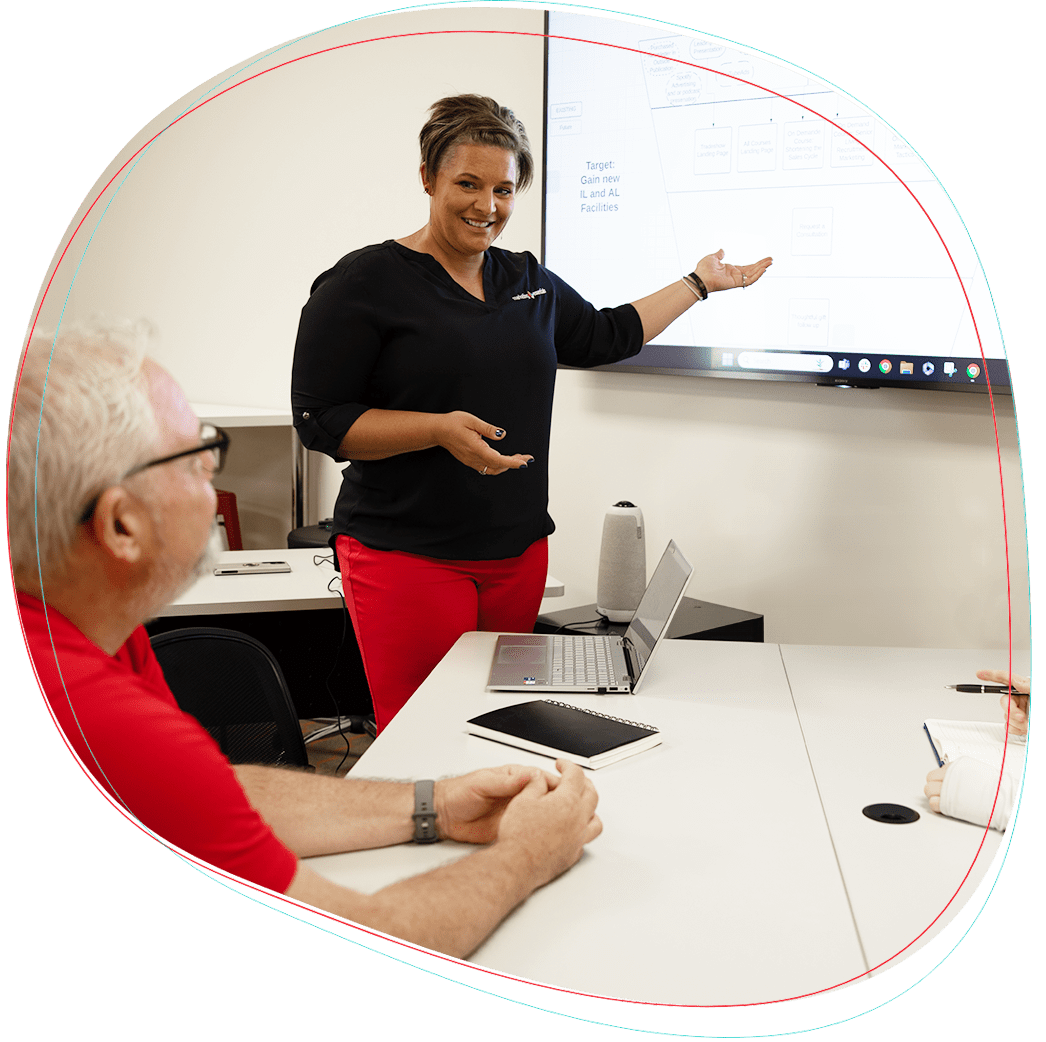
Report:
466,700,660,766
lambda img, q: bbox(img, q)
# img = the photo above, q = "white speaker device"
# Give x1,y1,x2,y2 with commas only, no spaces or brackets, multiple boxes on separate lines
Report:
596,501,646,622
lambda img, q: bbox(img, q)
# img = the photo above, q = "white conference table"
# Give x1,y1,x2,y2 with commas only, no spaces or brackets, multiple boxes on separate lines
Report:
781,644,1018,972
306,633,1025,1005
158,548,565,617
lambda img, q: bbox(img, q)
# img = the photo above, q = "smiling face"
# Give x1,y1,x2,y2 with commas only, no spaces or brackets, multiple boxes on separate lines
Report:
423,142,517,259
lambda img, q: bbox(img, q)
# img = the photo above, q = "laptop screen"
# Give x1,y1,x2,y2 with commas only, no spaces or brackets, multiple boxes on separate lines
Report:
623,541,693,678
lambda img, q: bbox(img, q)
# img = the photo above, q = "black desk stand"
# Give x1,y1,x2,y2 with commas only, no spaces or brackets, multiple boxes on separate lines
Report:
535,597,763,643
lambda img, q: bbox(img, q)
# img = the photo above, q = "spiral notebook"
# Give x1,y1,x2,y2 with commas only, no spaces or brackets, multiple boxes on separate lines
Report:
923,718,1027,769
466,699,662,769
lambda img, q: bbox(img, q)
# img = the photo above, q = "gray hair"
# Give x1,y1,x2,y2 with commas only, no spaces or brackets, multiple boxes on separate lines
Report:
8,320,161,590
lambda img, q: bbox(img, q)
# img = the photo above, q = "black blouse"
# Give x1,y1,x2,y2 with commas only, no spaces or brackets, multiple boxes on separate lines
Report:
291,240,642,560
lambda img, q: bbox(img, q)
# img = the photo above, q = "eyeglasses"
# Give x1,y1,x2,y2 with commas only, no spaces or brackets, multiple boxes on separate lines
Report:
78,424,230,524
126,424,230,480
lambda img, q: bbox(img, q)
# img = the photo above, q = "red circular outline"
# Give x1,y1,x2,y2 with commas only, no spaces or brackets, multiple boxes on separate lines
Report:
12,26,1017,1013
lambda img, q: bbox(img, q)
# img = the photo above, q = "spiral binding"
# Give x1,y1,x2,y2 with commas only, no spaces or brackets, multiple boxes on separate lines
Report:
544,700,658,733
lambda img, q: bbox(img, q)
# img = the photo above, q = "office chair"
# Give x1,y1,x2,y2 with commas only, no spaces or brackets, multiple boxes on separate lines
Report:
286,518,333,550
150,627,311,768
214,489,243,550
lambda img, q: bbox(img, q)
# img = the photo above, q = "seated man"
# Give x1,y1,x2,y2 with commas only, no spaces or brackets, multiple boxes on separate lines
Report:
9,321,601,959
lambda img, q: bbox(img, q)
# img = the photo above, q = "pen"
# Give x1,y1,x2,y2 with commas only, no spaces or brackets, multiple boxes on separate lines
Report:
945,684,1021,694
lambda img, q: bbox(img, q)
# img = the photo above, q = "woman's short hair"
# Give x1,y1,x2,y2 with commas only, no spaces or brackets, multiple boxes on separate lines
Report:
8,320,160,590
419,94,534,192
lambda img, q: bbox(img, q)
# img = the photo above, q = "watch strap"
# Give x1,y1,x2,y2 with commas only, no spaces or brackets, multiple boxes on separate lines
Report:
412,779,438,843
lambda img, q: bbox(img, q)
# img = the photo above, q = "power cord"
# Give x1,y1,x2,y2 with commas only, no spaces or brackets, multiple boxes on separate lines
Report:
302,558,375,774
554,617,610,633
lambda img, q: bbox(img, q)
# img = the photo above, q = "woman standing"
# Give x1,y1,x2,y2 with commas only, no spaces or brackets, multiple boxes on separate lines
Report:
292,95,771,730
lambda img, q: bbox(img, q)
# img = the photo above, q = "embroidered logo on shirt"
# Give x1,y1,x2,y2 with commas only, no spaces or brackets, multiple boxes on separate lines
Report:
511,288,548,301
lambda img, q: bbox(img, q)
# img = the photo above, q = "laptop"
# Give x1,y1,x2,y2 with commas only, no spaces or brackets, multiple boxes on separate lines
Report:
487,540,693,694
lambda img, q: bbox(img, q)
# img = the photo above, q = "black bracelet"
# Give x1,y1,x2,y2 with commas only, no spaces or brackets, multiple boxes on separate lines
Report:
684,272,708,300
412,779,439,843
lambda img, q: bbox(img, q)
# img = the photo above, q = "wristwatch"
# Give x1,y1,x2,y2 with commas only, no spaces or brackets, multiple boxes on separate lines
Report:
412,779,438,843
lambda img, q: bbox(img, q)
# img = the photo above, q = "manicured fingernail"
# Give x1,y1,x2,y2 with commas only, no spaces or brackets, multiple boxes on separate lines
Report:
494,428,505,438
519,463,528,469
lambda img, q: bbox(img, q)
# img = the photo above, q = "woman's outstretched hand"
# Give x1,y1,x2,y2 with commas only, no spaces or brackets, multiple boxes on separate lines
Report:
694,249,773,293
437,411,534,476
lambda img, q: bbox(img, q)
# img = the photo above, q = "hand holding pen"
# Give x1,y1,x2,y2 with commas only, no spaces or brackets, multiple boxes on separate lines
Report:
926,668,1030,814
947,668,1030,736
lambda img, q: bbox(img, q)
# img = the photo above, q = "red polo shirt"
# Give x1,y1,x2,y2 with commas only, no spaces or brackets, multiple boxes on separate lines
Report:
18,591,298,894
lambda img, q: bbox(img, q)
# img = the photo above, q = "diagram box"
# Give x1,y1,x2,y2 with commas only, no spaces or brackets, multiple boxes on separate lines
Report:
831,115,875,168
738,124,777,172
783,120,825,170
788,299,831,347
694,127,732,175
549,101,582,121
792,207,834,256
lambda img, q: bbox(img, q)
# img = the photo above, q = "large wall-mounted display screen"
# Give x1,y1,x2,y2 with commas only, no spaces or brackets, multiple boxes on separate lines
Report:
543,13,1009,392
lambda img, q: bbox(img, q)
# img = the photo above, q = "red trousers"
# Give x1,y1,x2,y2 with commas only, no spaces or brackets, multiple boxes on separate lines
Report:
336,535,549,732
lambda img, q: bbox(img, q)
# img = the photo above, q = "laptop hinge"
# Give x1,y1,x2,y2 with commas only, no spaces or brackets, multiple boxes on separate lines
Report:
621,637,643,686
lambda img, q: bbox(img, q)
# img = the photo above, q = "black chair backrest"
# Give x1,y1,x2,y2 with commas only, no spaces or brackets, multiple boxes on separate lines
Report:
150,627,309,768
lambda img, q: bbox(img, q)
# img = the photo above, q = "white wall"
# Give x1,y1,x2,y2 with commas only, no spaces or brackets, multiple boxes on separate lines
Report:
38,6,546,548
33,6,1028,650
548,371,1025,649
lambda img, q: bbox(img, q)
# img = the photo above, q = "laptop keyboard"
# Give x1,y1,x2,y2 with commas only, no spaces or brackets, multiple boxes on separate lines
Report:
550,635,618,686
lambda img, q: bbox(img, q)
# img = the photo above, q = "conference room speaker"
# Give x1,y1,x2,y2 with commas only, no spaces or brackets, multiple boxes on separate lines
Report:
596,501,646,622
